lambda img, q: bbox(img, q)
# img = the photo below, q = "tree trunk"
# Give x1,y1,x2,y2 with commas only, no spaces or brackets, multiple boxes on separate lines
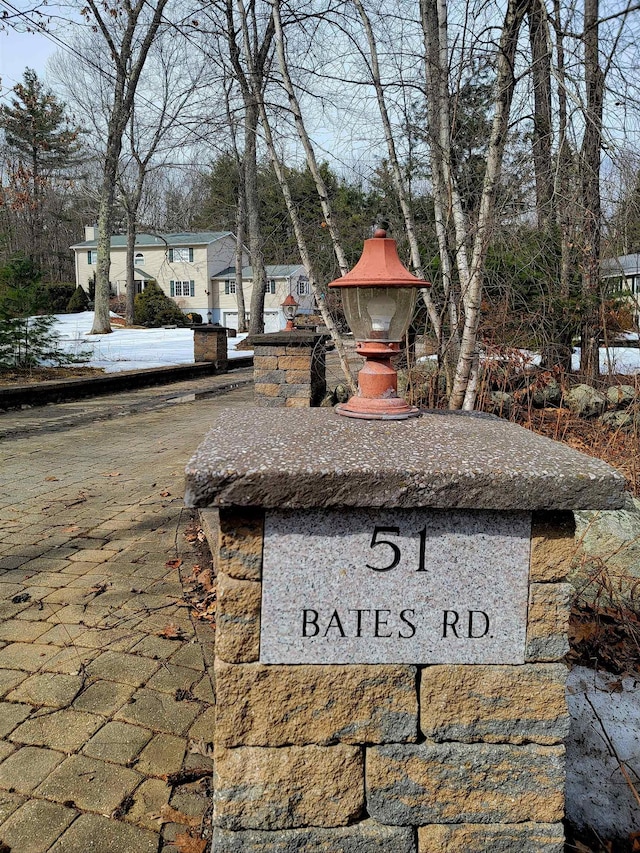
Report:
245,100,267,336
528,0,554,230
235,180,247,332
125,208,136,326
448,0,529,410
579,0,604,382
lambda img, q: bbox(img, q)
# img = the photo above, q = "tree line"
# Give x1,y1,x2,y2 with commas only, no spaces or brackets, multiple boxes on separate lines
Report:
1,0,640,407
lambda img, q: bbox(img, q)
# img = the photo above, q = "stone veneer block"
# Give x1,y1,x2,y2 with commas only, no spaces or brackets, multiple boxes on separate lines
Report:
366,743,565,824
185,409,625,510
418,823,565,852
216,573,261,663
213,821,416,852
214,660,417,746
420,663,568,744
214,744,363,830
530,511,576,582
219,510,263,581
526,583,572,661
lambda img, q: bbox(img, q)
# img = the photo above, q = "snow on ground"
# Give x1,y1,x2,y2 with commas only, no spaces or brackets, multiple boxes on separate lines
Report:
571,346,640,374
53,312,252,373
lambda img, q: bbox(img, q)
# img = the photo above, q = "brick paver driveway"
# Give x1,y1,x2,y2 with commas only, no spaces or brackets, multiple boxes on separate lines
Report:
0,382,253,852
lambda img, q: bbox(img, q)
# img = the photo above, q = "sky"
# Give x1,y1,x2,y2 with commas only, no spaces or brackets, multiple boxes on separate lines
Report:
0,27,54,96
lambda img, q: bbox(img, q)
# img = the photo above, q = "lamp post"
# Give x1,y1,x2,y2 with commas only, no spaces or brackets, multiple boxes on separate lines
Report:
328,227,429,420
281,293,299,331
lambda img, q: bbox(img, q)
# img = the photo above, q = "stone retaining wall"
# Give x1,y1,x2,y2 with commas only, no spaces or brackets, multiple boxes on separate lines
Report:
204,507,574,853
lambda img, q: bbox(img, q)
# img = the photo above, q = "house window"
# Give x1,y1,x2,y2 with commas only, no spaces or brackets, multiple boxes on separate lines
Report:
224,280,236,295
87,250,97,265
134,252,144,266
169,247,194,263
296,277,310,296
264,279,276,294
170,280,195,297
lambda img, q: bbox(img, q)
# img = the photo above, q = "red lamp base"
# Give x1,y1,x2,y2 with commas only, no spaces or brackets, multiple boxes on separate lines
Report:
335,340,421,420
335,396,420,420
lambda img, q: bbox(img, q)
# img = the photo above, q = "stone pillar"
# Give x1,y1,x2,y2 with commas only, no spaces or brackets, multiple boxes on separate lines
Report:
250,332,326,408
184,410,624,853
193,324,228,371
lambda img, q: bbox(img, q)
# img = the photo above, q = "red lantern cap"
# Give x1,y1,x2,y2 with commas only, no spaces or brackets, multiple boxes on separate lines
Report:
328,229,430,289
281,294,299,308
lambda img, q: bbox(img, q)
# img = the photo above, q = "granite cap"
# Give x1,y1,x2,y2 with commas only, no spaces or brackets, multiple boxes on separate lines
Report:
184,408,625,511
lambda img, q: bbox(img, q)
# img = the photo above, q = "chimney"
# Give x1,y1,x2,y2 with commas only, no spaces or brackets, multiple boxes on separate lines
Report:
84,225,97,241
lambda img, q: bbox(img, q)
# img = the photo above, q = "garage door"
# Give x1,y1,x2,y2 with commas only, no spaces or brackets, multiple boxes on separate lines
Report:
223,311,280,332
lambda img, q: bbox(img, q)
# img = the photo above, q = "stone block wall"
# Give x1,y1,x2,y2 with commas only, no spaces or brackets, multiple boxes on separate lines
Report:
193,325,228,371
251,333,327,408
205,508,575,853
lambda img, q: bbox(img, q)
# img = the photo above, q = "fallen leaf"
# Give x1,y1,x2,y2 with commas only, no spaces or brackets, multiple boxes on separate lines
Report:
157,624,186,640
45,476,59,482
160,490,171,497
165,558,183,569
174,832,207,853
102,471,121,477
154,805,200,828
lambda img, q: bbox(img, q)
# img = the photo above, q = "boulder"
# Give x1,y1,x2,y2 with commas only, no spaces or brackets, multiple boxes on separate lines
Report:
573,494,640,604
532,380,562,409
564,384,606,418
600,410,634,431
606,384,636,409
491,391,513,416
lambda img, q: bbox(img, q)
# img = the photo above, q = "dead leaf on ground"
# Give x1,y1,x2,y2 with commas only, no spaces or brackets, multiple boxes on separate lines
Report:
157,623,186,640
160,490,171,497
152,804,200,828
101,471,121,477
174,832,207,853
166,558,183,569
45,476,59,482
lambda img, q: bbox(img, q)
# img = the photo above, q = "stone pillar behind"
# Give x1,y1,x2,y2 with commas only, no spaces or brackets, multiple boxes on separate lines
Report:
184,409,625,853
250,332,326,408
193,324,228,371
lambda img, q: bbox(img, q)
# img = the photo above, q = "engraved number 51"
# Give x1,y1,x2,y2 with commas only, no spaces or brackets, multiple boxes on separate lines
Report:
365,525,428,572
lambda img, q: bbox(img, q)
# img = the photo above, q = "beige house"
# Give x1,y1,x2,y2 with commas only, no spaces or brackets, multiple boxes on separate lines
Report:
71,228,247,318
211,264,315,332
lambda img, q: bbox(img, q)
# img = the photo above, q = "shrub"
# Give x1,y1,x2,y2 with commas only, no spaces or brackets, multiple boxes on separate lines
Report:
186,312,203,324
67,285,89,313
133,281,189,327
44,282,76,313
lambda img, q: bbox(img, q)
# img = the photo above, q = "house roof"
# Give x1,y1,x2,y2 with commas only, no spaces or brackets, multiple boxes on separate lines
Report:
71,231,233,250
214,264,305,279
601,254,640,277
134,268,154,280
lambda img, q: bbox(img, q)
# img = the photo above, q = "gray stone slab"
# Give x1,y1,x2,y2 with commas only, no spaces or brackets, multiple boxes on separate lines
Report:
184,408,625,510
260,509,530,665
212,821,416,852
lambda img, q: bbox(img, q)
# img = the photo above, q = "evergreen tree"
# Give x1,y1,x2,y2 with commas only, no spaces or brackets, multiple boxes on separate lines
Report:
0,69,83,271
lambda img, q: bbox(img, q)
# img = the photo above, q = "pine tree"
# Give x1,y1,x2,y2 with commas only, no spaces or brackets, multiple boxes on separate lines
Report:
0,69,83,270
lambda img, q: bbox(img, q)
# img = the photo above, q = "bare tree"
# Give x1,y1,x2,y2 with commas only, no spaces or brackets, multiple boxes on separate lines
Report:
224,0,274,335
79,0,171,334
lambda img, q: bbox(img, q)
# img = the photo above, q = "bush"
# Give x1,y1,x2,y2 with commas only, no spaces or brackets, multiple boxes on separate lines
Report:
67,285,89,313
186,312,203,324
133,281,189,328
43,282,76,313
